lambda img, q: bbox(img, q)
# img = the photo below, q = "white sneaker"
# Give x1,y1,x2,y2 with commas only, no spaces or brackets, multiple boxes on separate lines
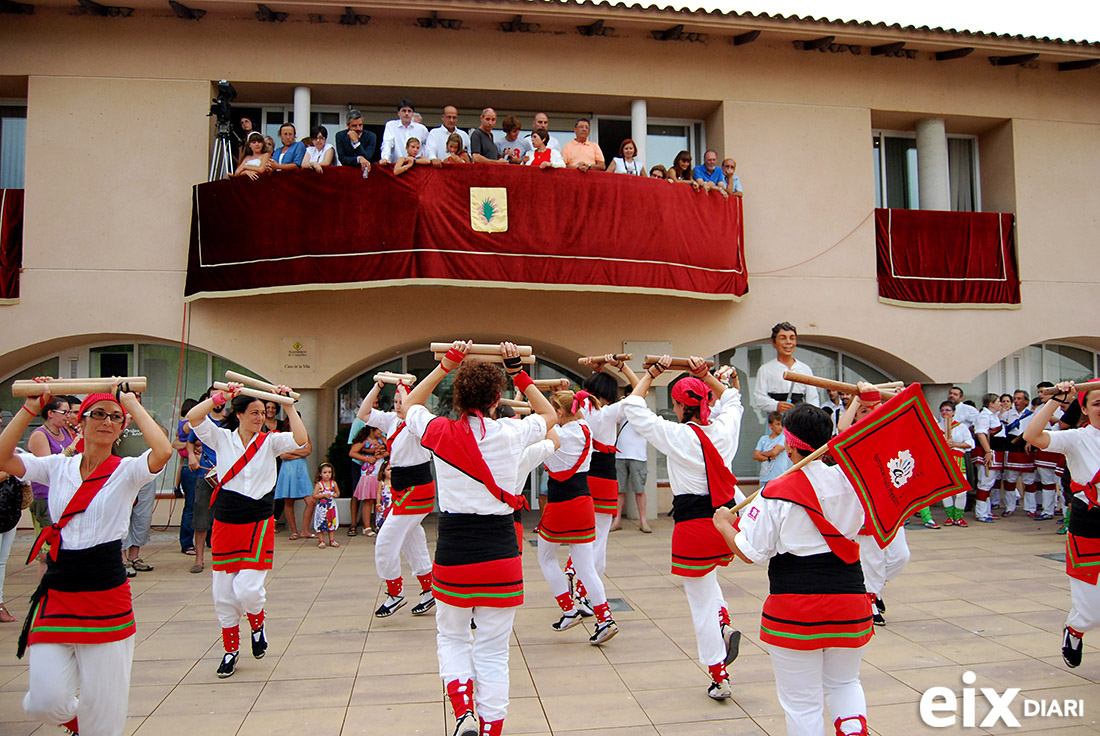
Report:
573,596,594,617
589,620,619,645
411,590,436,616
552,611,584,631
452,712,478,736
707,678,732,700
722,626,741,665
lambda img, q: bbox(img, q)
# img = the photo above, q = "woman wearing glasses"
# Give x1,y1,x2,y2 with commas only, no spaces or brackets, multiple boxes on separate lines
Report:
0,381,172,736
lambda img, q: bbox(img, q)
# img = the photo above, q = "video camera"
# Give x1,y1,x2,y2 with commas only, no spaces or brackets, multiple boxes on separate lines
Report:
208,79,237,124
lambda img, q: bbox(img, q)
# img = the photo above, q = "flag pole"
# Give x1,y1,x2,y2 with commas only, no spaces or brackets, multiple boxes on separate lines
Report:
731,443,831,514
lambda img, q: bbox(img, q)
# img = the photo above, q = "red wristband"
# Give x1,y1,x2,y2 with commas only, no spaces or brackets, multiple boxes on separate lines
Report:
512,370,534,392
22,404,38,418
440,363,452,374
211,391,227,409
445,347,466,364
859,391,881,404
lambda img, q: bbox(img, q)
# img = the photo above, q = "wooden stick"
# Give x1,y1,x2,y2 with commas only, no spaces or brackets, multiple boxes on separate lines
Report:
875,381,905,390
213,381,295,406
642,356,716,370
499,398,530,408
782,372,898,400
225,371,301,400
12,377,148,397
577,354,632,366
1040,380,1100,396
731,444,831,514
433,353,536,365
373,372,417,386
509,405,532,415
533,378,570,391
430,343,533,357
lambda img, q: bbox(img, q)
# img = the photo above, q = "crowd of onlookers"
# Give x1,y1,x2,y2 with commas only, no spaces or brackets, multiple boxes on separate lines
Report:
230,99,744,197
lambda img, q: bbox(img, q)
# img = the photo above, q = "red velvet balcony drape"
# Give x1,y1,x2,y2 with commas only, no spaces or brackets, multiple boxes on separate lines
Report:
0,189,23,303
185,166,747,300
875,208,1019,308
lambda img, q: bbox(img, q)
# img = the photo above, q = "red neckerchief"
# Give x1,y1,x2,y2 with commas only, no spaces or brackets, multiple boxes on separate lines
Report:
547,424,592,481
209,430,269,507
1071,463,1100,510
420,416,527,510
27,455,122,563
760,469,860,564
686,424,737,508
386,422,405,458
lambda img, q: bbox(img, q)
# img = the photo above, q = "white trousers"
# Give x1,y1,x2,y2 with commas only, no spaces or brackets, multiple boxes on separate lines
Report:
374,512,432,582
683,570,729,668
975,464,999,518
768,644,867,736
538,538,607,606
858,528,909,597
1067,577,1100,634
592,513,613,576
941,491,967,510
0,526,16,605
436,601,515,723
212,568,267,629
24,637,134,736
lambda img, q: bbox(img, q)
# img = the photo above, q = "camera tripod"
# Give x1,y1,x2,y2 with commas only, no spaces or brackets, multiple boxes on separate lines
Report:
209,121,234,181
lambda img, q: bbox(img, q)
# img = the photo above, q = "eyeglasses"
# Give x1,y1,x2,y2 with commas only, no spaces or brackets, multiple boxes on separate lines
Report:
84,409,125,424
50,409,73,416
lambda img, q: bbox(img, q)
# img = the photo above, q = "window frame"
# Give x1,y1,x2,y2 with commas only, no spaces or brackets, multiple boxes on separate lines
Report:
872,129,982,212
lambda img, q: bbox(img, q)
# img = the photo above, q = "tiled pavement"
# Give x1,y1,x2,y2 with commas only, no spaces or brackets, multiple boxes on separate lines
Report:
1,513,1099,735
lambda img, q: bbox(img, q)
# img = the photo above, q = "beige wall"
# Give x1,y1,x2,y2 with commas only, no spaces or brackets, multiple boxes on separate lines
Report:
3,7,1100,456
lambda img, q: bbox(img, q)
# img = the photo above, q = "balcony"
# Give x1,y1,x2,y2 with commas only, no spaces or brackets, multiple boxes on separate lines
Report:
185,166,747,301
0,189,22,304
875,208,1019,308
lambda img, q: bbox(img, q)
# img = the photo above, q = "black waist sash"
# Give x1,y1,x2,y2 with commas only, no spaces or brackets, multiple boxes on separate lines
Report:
214,489,276,524
1069,497,1100,538
589,451,616,480
990,436,1010,452
546,472,590,503
672,493,733,523
392,461,433,491
768,551,866,595
768,391,805,404
435,512,519,566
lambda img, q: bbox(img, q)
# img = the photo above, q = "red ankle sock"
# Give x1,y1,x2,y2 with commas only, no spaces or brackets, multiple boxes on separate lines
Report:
593,602,612,623
718,606,731,628
62,716,78,734
221,626,240,653
575,578,588,599
554,592,576,613
834,714,868,735
246,609,264,631
479,717,504,736
417,573,433,593
707,662,728,683
1068,625,1085,639
386,577,404,597
445,678,474,718
564,556,575,577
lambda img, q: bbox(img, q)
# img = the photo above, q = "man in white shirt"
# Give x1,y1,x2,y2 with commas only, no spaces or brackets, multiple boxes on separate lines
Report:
948,386,980,430
379,98,429,165
424,105,471,165
517,112,562,159
614,417,650,532
752,322,820,420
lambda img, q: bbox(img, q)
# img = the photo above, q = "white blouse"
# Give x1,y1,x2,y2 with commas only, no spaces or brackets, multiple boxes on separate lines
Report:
191,419,304,500
304,142,337,166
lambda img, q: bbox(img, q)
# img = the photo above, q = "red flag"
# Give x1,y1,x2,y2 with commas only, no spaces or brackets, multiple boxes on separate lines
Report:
827,384,969,548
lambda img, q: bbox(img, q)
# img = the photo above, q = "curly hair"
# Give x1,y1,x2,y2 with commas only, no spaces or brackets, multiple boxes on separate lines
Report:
452,361,507,415
548,390,580,424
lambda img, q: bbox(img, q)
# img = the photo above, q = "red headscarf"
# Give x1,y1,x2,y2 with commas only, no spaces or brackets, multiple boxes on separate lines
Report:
71,393,127,454
671,377,712,425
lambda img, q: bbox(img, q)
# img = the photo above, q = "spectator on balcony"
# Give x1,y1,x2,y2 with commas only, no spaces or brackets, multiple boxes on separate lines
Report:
470,107,503,164
444,133,472,164
518,112,562,158
608,139,646,176
562,118,605,172
335,110,376,174
394,137,430,175
235,117,255,163
649,164,668,180
263,136,275,155
497,116,524,164
523,129,564,169
232,132,270,180
425,106,471,167
668,150,700,191
692,150,728,196
268,123,307,172
302,125,336,173
722,158,744,197
380,99,429,165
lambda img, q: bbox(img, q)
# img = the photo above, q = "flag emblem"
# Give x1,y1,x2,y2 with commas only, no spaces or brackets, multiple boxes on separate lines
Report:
470,187,508,232
887,450,915,488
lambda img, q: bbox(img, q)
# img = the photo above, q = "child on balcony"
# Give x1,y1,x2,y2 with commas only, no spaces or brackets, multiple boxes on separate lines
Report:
394,137,430,175
444,133,471,164
312,463,340,549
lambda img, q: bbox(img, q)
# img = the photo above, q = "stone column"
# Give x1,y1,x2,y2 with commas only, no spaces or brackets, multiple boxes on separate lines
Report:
631,99,648,170
293,86,311,143
915,117,950,211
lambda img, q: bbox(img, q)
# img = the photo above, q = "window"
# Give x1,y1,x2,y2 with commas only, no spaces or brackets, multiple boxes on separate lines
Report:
973,342,1099,397
873,131,979,212
0,105,27,189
